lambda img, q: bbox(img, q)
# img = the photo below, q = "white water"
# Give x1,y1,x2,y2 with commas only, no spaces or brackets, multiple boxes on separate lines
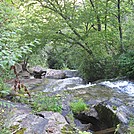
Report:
100,80,134,96
68,82,96,90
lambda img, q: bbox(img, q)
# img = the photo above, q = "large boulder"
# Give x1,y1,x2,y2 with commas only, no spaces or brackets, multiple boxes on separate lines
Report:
94,98,134,133
43,77,84,92
45,69,66,79
2,100,68,134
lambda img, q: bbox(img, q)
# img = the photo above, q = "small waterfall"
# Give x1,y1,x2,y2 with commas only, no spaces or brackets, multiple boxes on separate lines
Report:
100,80,134,96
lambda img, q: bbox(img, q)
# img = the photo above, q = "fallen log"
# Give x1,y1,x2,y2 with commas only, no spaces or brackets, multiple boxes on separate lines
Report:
94,127,116,134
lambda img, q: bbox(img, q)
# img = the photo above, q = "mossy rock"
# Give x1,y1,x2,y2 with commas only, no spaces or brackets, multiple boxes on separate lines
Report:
9,125,26,134
61,124,78,134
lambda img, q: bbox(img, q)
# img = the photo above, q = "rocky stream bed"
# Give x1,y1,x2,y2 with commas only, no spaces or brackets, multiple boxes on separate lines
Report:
0,69,134,134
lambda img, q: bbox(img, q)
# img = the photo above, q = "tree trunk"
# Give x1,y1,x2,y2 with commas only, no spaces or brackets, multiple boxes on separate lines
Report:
117,0,125,53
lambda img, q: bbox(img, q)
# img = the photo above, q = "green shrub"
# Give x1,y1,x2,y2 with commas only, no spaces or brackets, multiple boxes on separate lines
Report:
28,50,47,68
70,99,88,114
31,92,62,113
78,56,120,82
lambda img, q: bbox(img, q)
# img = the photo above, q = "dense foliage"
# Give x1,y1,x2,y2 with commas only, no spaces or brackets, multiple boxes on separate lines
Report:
0,1,35,79
0,0,134,81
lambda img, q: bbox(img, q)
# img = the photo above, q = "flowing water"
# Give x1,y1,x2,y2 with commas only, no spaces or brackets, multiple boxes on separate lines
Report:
99,80,134,96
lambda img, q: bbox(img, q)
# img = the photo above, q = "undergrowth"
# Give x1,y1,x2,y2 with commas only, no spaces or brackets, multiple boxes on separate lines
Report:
30,92,62,113
0,78,10,98
9,91,62,113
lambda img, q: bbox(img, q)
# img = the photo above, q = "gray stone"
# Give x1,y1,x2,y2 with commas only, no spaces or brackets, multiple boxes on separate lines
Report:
63,70,79,78
2,100,68,134
45,69,66,79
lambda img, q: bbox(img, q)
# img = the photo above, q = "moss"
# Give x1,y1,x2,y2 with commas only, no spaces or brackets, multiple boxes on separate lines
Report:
112,105,117,110
9,125,19,131
15,128,26,134
9,125,26,134
61,124,78,134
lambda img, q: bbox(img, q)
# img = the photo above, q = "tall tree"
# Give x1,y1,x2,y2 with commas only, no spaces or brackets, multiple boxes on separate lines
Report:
18,0,134,80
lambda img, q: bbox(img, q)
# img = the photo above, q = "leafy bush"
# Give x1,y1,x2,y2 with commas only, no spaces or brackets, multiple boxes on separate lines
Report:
31,92,62,113
78,56,120,82
118,50,134,79
29,52,47,68
0,78,10,97
70,99,88,114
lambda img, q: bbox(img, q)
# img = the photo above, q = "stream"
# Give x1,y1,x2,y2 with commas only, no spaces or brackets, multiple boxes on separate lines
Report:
4,70,134,134
99,80,134,96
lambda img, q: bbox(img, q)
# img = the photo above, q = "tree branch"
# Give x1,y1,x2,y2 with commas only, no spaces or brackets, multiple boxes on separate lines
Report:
57,30,93,56
89,0,101,31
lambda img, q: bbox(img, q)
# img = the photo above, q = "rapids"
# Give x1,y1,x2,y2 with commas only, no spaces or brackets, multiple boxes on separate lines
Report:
100,80,134,96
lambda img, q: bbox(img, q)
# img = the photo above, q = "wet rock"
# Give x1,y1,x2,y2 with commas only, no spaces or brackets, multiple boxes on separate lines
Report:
66,84,134,133
74,112,102,132
4,73,134,134
43,77,84,92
